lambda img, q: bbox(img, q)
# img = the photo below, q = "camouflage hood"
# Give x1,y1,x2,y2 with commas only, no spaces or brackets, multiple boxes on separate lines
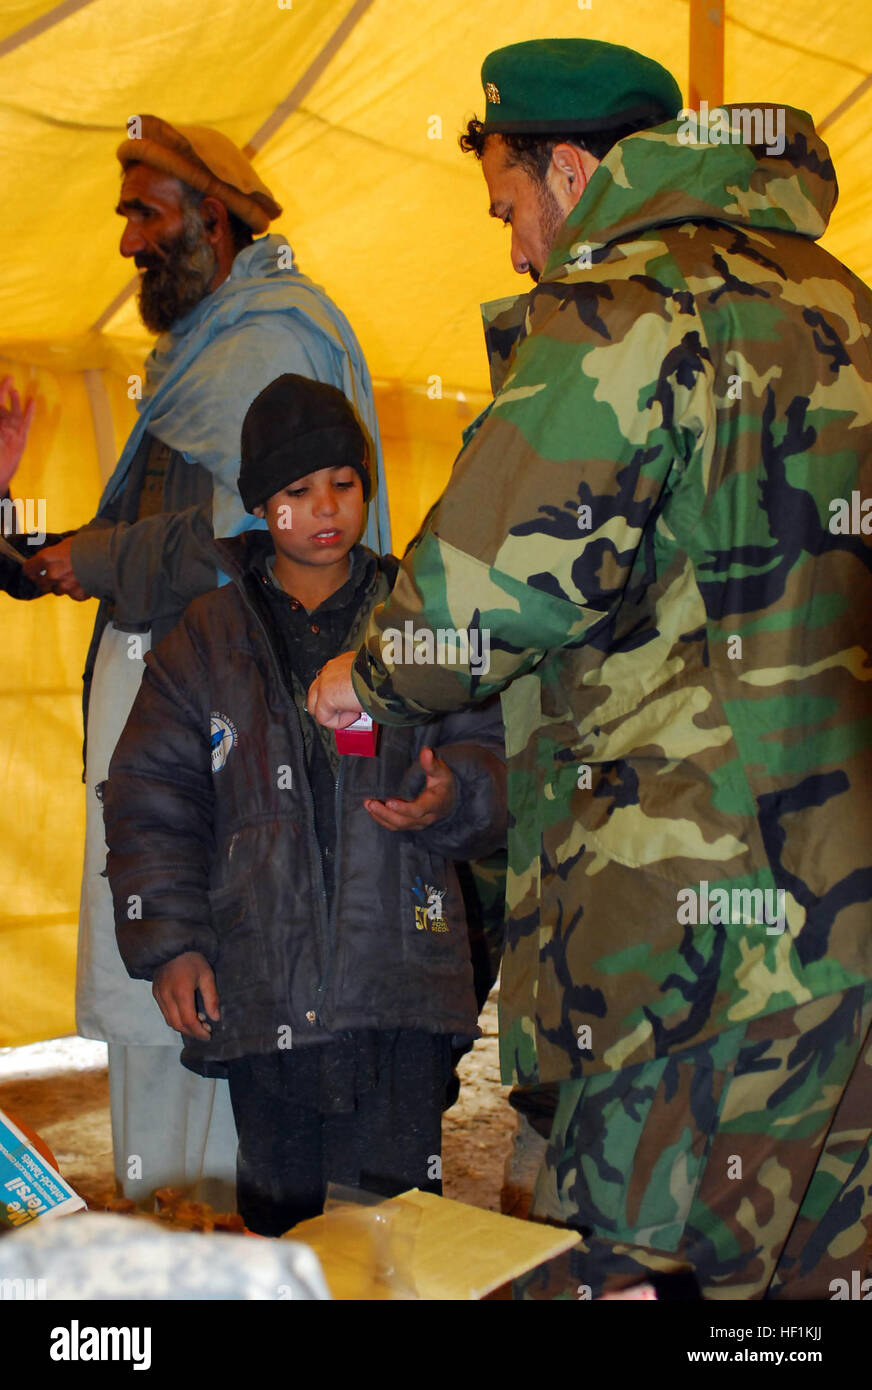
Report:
480,104,839,397
545,104,837,275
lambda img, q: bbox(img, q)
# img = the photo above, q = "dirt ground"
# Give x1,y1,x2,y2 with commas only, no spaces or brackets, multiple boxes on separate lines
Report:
443,992,517,1209
0,990,519,1219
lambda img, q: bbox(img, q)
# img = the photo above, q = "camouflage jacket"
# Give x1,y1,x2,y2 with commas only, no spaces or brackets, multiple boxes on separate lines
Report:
352,105,872,1086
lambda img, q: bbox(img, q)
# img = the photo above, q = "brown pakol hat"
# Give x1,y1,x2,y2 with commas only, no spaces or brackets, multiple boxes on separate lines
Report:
116,114,281,232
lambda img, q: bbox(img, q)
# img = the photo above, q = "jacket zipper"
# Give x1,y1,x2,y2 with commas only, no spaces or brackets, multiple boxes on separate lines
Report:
222,544,390,1025
315,756,346,1015
236,574,333,1019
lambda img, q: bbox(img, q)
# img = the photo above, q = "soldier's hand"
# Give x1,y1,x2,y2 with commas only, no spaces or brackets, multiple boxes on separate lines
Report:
0,377,36,495
364,746,458,831
21,537,89,600
152,952,220,1042
306,649,363,728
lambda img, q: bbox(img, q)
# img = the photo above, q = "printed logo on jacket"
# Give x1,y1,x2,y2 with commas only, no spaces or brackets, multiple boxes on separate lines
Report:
413,878,449,934
210,713,238,773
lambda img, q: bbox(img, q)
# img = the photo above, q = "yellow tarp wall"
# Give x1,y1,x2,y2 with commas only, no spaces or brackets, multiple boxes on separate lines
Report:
2,0,871,1044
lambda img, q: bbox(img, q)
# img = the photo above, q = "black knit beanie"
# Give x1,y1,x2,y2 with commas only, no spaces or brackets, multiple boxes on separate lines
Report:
238,373,370,513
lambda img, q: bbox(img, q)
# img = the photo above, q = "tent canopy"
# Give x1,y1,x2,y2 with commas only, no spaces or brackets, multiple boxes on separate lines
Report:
2,0,871,1043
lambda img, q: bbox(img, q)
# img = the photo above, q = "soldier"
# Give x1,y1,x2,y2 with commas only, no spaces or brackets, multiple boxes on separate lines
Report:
309,39,872,1299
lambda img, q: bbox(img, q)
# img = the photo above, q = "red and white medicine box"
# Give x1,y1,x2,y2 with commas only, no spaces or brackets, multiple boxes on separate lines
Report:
334,712,379,757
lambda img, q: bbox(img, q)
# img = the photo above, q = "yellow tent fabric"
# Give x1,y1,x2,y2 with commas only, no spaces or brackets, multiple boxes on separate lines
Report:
2,0,871,1045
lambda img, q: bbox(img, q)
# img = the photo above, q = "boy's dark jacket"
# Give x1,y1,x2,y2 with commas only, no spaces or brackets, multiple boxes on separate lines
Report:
103,532,506,1075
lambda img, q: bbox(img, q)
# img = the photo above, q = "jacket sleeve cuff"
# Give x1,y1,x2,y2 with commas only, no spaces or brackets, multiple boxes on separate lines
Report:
410,744,507,861
351,655,390,718
351,649,436,726
116,920,218,981
70,522,116,599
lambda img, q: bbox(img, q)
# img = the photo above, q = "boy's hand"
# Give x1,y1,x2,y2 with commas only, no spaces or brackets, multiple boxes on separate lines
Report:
364,746,457,832
152,952,220,1041
307,649,363,728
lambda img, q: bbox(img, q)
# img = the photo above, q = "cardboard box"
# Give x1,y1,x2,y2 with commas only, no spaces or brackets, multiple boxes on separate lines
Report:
290,1188,580,1300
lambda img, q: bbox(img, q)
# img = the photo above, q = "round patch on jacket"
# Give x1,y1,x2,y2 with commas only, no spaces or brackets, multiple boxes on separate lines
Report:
210,713,238,773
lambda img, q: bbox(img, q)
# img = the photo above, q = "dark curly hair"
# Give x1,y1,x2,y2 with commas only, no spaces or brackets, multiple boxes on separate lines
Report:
459,115,664,180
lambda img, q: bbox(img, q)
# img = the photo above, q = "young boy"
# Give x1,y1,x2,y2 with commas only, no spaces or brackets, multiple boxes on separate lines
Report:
103,374,506,1236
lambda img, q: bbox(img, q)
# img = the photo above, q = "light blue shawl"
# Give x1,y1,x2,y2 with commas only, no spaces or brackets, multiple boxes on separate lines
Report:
98,233,390,552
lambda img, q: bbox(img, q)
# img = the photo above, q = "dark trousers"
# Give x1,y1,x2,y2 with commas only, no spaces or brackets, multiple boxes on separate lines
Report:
226,1033,450,1236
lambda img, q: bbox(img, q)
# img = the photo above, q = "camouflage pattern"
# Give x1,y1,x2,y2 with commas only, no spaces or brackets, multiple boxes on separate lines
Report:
352,104,872,1093
518,982,872,1300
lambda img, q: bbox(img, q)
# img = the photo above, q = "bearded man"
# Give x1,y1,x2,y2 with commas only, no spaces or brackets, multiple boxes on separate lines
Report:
3,115,389,1208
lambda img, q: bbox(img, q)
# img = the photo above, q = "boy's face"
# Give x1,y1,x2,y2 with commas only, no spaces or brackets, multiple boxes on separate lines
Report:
253,464,365,567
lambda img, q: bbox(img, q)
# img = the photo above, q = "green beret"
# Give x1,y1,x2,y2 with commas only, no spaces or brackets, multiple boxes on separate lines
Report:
480,38,682,135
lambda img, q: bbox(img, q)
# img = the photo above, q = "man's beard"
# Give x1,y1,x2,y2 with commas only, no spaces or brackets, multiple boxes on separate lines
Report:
136,205,219,333
530,178,566,284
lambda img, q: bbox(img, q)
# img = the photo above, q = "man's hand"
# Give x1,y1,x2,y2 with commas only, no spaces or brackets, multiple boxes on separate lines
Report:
364,745,457,831
21,537,89,600
0,376,36,495
152,951,220,1042
306,649,363,728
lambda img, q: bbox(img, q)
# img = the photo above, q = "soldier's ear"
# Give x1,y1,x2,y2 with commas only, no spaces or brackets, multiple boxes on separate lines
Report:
550,143,598,209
